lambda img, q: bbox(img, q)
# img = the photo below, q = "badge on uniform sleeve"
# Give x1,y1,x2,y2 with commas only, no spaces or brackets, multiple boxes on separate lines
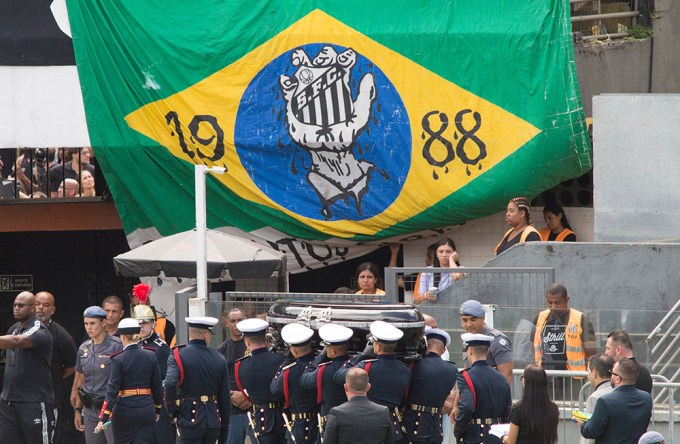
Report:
499,339,507,346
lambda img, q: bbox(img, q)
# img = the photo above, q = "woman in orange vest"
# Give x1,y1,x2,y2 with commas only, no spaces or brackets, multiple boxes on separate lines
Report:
539,201,576,242
354,262,386,296
495,197,541,255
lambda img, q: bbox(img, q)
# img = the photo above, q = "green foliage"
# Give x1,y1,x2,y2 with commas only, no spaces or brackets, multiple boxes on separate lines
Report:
627,25,653,39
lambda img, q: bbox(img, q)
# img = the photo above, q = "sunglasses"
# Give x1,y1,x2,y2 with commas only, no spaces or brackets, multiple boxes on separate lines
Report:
608,370,621,378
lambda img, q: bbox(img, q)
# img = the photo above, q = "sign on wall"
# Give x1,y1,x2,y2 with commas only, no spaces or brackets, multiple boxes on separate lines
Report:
0,275,33,292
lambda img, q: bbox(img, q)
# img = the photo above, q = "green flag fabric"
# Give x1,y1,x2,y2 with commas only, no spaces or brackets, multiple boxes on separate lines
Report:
68,0,591,272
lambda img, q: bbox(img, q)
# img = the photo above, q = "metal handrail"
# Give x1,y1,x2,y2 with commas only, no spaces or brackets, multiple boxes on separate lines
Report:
647,296,680,350
571,11,639,22
646,297,680,405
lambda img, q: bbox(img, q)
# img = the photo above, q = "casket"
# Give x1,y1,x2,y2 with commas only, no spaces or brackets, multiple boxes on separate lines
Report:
266,299,426,361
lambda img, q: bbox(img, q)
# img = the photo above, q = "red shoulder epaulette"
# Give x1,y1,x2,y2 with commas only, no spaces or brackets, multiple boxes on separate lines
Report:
173,347,185,387
110,349,125,358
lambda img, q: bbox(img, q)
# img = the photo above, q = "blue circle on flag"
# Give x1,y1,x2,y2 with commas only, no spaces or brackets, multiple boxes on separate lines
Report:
235,43,411,222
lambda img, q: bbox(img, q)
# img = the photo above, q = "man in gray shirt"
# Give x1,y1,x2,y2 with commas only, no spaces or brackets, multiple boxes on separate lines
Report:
460,299,513,384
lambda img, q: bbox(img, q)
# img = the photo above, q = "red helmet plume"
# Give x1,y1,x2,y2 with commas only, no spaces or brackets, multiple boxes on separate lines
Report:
132,283,151,304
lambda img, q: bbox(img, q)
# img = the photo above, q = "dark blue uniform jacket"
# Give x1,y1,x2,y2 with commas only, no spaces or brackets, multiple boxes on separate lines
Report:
236,347,284,435
405,352,458,443
100,343,163,422
165,339,231,430
300,353,349,416
454,360,511,443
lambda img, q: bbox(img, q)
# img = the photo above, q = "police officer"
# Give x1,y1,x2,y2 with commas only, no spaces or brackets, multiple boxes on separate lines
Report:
299,323,353,441
165,317,230,443
454,334,511,444
133,304,173,443
334,321,411,444
234,318,285,444
71,306,123,444
96,318,163,442
459,300,513,384
404,327,457,444
270,323,319,444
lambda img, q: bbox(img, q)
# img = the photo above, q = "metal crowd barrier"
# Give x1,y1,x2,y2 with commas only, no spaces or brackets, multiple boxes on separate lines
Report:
511,369,677,443
384,266,555,307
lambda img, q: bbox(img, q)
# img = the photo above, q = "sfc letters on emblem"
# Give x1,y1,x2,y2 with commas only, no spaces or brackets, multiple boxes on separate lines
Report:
279,46,380,220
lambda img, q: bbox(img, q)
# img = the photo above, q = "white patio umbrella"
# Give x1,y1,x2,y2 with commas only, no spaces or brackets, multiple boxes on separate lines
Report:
113,229,286,280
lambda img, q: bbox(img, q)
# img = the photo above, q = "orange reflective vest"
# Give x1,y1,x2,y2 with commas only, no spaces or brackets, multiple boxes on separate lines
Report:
155,316,176,348
533,308,586,371
539,228,576,242
494,226,540,255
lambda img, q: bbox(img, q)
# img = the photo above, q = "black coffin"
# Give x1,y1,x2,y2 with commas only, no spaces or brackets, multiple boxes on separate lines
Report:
267,299,426,361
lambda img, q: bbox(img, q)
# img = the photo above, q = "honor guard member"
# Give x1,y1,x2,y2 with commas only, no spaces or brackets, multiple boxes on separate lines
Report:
460,300,513,384
133,304,173,443
131,283,176,347
96,318,164,442
299,323,353,438
334,321,411,444
454,334,511,444
234,318,286,444
72,306,123,444
404,327,457,444
270,323,319,444
165,317,231,444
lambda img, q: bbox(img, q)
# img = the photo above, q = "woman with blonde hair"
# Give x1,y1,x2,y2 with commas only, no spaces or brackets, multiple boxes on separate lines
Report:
95,318,163,443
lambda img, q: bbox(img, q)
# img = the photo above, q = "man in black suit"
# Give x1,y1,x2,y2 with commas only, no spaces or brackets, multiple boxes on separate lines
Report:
580,358,652,444
323,368,394,444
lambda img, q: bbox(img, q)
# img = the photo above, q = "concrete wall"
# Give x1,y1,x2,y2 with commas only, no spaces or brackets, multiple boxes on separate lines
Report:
574,39,652,117
593,94,680,242
0,66,89,147
651,0,680,92
486,241,679,310
485,241,677,328
573,0,680,117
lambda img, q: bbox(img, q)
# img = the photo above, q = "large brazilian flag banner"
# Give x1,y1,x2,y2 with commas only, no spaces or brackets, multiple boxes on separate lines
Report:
68,1,591,273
